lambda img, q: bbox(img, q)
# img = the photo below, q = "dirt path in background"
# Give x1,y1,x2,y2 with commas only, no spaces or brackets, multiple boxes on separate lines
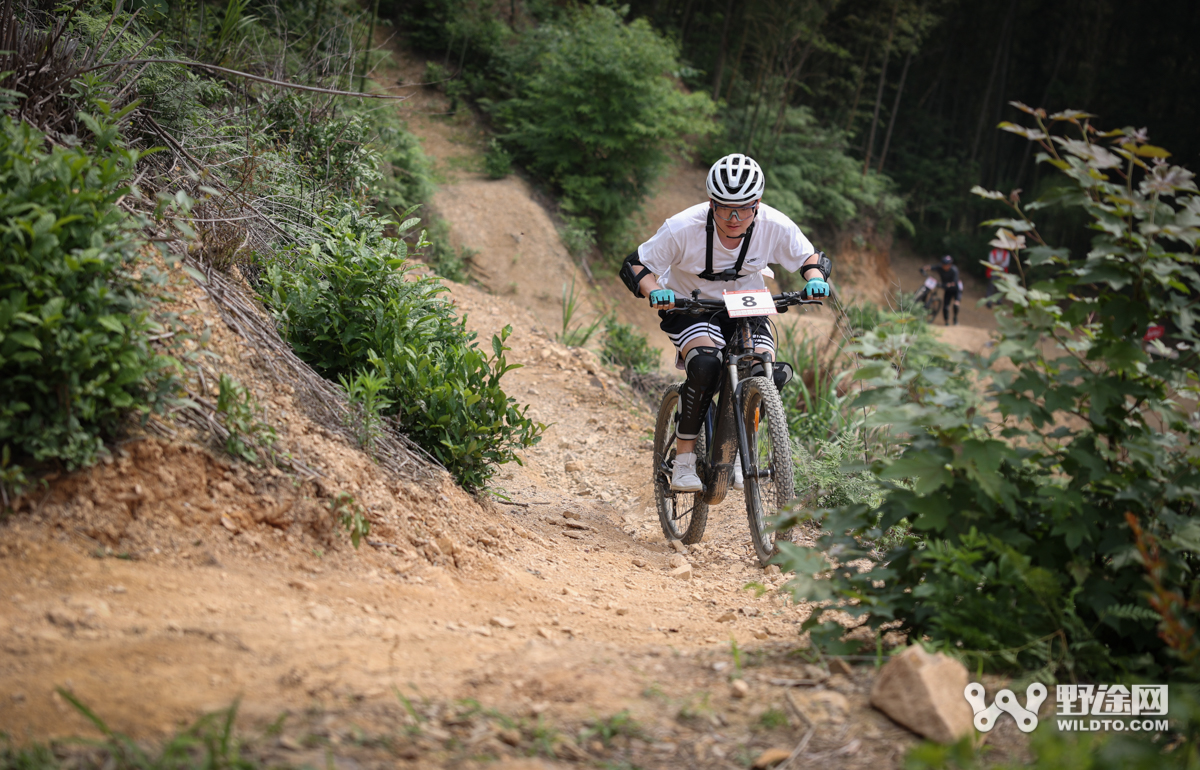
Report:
0,36,1024,770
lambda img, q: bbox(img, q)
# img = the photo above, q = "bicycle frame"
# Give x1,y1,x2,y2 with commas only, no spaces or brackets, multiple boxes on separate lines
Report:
666,320,775,507
658,290,822,507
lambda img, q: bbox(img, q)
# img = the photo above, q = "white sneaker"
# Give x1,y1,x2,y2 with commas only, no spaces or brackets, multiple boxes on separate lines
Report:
671,452,702,492
732,462,744,491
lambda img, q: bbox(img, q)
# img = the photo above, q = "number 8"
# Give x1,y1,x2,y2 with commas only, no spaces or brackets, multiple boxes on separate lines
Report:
742,296,756,307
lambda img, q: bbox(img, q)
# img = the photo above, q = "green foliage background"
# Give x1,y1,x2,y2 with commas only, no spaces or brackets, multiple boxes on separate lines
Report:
776,114,1200,686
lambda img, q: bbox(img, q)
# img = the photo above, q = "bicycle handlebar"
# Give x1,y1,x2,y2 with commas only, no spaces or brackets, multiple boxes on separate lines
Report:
668,291,824,314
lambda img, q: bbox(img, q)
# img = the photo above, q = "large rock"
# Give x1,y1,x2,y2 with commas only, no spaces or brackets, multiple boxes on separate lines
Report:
869,645,974,743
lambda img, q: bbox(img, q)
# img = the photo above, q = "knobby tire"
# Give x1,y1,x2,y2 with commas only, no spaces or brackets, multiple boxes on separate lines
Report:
740,376,796,566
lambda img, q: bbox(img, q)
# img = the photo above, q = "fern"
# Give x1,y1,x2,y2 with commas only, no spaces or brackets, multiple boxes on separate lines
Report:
1102,604,1160,623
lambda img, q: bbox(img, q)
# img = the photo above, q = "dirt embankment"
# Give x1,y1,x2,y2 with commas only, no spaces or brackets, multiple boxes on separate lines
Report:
0,33,1024,770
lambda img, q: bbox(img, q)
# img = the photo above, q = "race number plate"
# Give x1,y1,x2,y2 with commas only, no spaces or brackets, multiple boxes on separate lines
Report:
723,289,777,318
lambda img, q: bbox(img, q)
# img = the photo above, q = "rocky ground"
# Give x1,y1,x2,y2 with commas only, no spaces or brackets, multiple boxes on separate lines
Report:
0,34,1032,770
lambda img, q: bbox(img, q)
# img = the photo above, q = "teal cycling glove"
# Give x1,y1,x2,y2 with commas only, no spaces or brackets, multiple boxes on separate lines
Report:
649,288,675,307
804,277,829,298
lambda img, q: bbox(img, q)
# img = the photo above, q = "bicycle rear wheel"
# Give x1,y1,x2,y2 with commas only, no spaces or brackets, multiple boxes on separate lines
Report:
740,377,796,566
653,384,709,544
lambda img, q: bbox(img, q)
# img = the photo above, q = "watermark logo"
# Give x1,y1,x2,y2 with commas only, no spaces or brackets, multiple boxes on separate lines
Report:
964,683,1171,733
1055,684,1169,733
964,682,1047,733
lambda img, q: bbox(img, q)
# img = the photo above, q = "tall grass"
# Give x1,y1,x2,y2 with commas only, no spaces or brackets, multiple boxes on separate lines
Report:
774,324,847,444
558,276,603,347
0,689,260,770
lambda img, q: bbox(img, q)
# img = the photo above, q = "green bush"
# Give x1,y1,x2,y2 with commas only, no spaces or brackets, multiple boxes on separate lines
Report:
487,5,715,250
602,317,660,374
0,114,178,476
215,374,276,466
792,432,883,510
400,0,513,77
484,138,512,179
711,106,910,237
260,210,543,489
776,114,1200,682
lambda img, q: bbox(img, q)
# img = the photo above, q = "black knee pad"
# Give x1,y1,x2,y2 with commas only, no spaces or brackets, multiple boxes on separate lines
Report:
678,347,722,439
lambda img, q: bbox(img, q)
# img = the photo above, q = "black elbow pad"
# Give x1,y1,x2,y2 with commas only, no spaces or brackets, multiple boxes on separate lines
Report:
815,251,832,281
619,251,653,298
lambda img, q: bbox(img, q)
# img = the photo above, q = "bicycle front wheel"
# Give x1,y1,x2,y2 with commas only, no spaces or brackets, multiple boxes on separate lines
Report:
740,376,796,566
653,384,709,544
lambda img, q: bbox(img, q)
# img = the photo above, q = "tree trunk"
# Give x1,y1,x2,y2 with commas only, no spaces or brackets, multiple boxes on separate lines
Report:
986,15,1015,186
744,39,775,153
357,0,380,93
679,0,696,49
970,0,1018,162
843,44,873,133
711,0,737,99
877,50,912,172
863,0,899,175
1014,38,1068,188
765,37,819,170
725,23,749,102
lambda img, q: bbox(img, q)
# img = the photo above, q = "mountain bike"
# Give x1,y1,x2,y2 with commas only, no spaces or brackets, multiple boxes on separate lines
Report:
652,290,824,566
915,270,942,321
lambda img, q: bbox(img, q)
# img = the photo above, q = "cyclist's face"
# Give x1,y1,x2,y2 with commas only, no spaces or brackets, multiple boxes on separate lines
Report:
711,199,759,234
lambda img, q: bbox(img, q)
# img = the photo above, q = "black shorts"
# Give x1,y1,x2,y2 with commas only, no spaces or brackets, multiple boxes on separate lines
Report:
658,309,774,368
943,286,962,302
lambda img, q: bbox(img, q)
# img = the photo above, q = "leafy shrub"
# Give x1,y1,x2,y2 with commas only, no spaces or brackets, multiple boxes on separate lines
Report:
602,317,660,374
260,211,543,489
792,432,882,510
0,114,178,475
558,214,598,257
340,366,392,456
484,139,512,179
215,374,276,465
263,94,384,197
331,491,369,549
487,5,715,250
72,13,230,133
776,113,1200,682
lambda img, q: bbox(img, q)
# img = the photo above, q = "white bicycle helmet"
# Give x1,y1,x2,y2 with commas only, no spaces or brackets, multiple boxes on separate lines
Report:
706,153,765,205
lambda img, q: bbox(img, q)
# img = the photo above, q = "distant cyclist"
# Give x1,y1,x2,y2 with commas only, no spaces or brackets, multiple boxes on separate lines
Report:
985,245,1012,308
618,153,831,492
923,255,962,325
914,269,940,311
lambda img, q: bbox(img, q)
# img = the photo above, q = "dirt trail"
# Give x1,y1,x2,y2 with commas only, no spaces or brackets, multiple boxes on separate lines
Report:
0,37,1024,770
0,274,941,768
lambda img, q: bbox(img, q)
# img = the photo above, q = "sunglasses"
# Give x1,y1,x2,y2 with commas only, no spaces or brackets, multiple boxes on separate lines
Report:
712,202,758,221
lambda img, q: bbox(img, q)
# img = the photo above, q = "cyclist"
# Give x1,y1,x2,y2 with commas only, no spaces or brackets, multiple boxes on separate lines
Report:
618,153,831,492
915,268,940,312
923,255,961,325
985,244,1012,308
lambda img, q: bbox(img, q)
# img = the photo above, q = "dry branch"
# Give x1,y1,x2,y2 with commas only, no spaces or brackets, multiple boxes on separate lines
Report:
181,254,443,484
